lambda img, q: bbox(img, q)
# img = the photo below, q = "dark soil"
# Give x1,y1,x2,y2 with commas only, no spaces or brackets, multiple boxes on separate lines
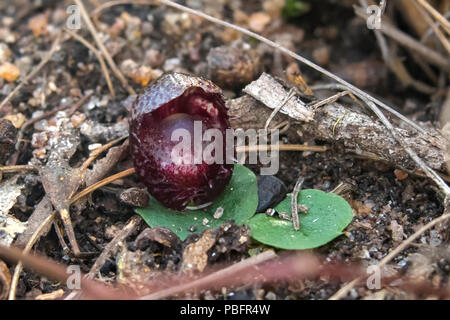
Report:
0,0,448,300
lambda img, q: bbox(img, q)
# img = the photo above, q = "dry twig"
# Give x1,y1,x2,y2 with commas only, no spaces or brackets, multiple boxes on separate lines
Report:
87,215,142,280
74,0,135,95
0,32,63,110
64,28,116,97
139,250,277,300
330,200,450,300
291,176,305,231
416,0,450,35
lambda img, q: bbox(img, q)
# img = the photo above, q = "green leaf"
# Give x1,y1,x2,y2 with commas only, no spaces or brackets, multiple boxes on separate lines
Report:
248,189,353,250
135,164,258,241
283,0,311,19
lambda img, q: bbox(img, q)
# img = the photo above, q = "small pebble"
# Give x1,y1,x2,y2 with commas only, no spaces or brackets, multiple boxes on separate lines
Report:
248,12,271,33
256,175,287,213
0,62,20,82
265,291,277,300
390,220,403,242
213,207,224,219
119,187,150,208
88,143,102,151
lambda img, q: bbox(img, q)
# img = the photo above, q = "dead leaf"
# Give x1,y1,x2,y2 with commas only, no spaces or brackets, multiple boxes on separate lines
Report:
14,197,53,249
0,176,26,246
85,139,129,186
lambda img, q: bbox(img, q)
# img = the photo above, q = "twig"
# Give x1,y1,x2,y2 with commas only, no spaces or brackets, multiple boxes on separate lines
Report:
330,204,450,300
360,0,437,95
94,0,426,134
139,250,277,300
310,83,424,135
354,6,450,71
9,137,130,298
291,176,305,231
70,167,136,204
64,28,115,97
412,0,450,56
91,0,152,21
87,215,142,280
310,90,362,109
236,144,327,153
319,81,450,196
415,0,450,35
421,12,450,44
0,165,36,173
8,211,57,300
332,111,348,137
79,136,128,173
73,0,135,95
264,88,296,131
360,96,450,196
0,244,128,300
0,32,63,110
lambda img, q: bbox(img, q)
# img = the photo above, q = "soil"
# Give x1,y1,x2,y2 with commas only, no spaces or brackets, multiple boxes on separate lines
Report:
0,0,448,300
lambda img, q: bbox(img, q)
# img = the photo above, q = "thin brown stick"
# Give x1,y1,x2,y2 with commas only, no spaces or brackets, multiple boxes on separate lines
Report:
70,168,136,204
91,0,152,20
0,165,36,173
416,0,450,35
291,176,304,231
80,136,128,172
8,211,57,300
74,0,135,95
312,83,450,196
0,244,129,300
64,28,115,97
330,207,450,300
87,215,141,280
354,6,450,70
360,0,437,95
264,88,296,131
0,32,63,110
413,0,450,56
9,137,130,298
92,0,425,134
139,250,277,300
236,144,328,153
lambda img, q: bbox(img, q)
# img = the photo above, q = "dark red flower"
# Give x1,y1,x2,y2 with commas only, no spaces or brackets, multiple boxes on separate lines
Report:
130,73,233,210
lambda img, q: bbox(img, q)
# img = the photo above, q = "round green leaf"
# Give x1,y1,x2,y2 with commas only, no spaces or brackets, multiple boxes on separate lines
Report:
248,189,353,250
135,164,258,241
